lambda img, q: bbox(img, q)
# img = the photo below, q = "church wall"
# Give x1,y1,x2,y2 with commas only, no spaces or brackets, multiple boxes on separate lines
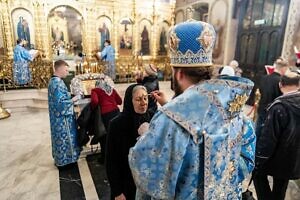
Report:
1,0,174,61
175,0,300,67
175,0,233,65
282,0,300,65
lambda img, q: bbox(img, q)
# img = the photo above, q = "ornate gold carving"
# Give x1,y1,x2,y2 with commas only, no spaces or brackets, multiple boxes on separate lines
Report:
168,30,180,53
0,104,10,120
0,0,174,86
0,56,52,90
228,93,248,115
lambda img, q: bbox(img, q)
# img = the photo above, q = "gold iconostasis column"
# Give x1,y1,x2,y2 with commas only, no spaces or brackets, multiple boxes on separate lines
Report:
32,1,46,56
37,2,51,59
1,0,14,58
85,6,96,58
171,0,176,26
132,0,138,56
152,0,158,59
113,0,119,59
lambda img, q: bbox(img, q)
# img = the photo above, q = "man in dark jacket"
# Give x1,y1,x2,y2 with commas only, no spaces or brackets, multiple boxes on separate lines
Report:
256,57,289,139
254,70,300,200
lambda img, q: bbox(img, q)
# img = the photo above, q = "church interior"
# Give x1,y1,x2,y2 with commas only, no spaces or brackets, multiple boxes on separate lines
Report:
0,0,300,199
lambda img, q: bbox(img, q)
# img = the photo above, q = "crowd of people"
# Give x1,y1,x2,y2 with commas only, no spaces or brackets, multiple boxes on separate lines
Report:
47,19,300,200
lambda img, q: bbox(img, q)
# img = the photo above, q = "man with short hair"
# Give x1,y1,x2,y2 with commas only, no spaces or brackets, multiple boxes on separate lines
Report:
254,70,300,200
129,20,256,199
256,57,289,139
48,60,81,168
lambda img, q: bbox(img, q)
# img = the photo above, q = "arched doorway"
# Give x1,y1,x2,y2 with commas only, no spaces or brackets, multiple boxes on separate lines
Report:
235,0,290,104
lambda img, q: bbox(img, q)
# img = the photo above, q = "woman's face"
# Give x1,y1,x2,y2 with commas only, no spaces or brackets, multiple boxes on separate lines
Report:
132,88,148,114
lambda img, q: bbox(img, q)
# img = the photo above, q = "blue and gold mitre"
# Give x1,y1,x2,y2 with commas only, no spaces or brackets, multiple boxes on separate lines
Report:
168,20,216,67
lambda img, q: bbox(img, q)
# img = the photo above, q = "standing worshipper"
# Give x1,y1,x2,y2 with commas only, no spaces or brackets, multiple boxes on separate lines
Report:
100,40,116,80
129,20,256,199
106,84,152,200
255,57,289,139
254,70,300,200
90,78,122,163
13,39,36,85
48,60,82,167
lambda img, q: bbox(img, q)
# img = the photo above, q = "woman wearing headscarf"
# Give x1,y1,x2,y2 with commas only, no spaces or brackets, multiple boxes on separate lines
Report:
136,64,159,114
91,78,122,163
106,84,151,200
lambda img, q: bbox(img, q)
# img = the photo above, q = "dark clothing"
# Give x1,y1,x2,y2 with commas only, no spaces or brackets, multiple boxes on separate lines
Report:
77,104,107,146
91,88,122,115
256,72,282,138
98,109,120,163
257,72,282,115
138,75,159,114
254,91,300,200
106,84,152,199
256,91,300,179
253,173,289,200
90,88,121,159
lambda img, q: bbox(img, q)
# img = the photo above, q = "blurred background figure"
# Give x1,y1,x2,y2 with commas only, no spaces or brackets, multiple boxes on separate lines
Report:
99,40,116,80
106,84,152,200
256,57,289,139
136,64,159,114
254,70,300,200
90,78,122,164
13,39,38,85
219,65,235,77
229,59,242,77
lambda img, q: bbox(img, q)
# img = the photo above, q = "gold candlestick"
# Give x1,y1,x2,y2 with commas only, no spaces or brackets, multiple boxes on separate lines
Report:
0,104,10,120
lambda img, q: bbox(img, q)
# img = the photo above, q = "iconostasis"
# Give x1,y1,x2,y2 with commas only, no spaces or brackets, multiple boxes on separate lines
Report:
0,0,176,60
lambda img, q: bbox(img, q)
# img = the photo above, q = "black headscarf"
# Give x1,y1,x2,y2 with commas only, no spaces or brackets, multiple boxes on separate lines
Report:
122,84,151,131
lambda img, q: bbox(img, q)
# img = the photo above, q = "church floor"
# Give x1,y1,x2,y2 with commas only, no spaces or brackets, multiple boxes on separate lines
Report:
0,81,299,200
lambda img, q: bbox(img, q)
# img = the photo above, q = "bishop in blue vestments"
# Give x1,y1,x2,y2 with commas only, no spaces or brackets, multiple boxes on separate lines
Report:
48,60,81,167
129,20,256,199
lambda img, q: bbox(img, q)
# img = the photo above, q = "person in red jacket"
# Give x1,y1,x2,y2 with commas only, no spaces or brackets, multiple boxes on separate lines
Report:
91,78,122,163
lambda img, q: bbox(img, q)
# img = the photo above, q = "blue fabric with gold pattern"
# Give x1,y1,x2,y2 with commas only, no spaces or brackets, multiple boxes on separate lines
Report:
168,20,216,67
48,76,81,166
13,44,33,85
129,77,256,199
129,19,256,199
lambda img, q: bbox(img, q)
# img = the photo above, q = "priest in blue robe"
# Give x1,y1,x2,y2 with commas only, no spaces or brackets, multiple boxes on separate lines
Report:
48,60,82,167
13,39,34,85
129,20,256,199
100,39,116,80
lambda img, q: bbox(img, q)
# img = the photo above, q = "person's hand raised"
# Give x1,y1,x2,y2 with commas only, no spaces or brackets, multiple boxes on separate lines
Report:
151,90,168,106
